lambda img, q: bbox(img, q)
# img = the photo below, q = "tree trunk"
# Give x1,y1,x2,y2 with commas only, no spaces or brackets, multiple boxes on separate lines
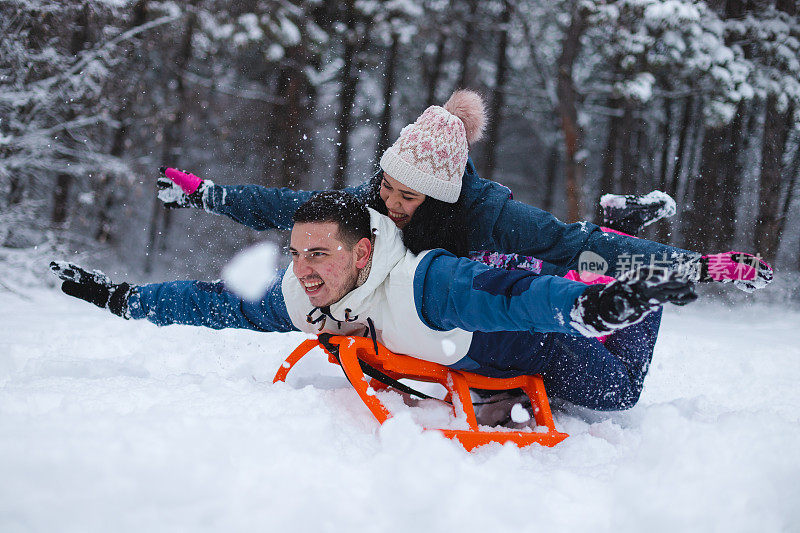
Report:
638,113,654,193
8,176,24,205
376,33,399,165
483,0,510,181
333,3,359,190
772,1,797,260
51,173,73,226
754,95,793,263
278,45,313,189
543,144,560,213
456,0,479,90
425,32,446,107
701,0,750,250
51,2,92,226
716,100,748,249
670,95,695,201
673,97,703,248
619,102,637,193
778,144,800,243
655,98,674,242
685,121,729,251
556,3,587,222
657,98,673,194
145,8,196,273
95,0,150,242
724,0,746,19
95,125,127,243
775,0,795,16
598,98,622,222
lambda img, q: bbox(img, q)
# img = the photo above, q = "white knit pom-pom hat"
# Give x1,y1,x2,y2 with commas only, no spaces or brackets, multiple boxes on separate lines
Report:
379,89,486,203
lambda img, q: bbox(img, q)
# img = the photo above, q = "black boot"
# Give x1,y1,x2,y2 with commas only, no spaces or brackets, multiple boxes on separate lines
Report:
600,191,676,236
472,389,534,428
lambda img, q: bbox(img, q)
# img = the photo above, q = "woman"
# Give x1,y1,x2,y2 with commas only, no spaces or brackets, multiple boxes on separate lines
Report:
158,89,771,288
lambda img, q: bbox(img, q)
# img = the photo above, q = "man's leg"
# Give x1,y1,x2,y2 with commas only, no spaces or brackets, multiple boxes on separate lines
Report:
539,310,663,410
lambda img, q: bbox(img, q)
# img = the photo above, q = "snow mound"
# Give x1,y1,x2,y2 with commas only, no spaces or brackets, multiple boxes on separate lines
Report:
2,289,799,531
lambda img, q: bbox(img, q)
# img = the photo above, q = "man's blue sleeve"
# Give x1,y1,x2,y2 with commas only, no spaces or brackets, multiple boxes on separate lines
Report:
127,270,297,332
492,199,697,275
204,182,371,231
413,250,588,336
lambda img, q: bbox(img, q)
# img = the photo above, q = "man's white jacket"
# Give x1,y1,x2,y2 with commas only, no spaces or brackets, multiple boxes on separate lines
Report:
281,209,474,365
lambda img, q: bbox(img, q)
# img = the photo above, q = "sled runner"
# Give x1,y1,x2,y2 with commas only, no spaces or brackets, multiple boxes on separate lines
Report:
273,335,568,450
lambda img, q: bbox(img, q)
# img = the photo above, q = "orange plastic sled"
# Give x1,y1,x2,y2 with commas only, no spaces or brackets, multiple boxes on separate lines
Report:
273,336,568,450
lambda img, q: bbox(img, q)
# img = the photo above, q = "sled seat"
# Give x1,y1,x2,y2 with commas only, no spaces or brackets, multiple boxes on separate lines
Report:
273,335,568,451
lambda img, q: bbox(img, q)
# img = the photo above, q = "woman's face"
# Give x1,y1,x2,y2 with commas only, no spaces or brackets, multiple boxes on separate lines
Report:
379,173,426,228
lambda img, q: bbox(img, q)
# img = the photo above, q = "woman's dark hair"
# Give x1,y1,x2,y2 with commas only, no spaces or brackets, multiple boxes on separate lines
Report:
364,171,470,257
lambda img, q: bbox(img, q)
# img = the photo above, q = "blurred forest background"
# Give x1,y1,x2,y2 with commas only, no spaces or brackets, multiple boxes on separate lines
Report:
1,0,799,285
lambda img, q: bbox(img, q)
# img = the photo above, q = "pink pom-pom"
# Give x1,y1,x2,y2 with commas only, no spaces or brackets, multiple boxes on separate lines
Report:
443,89,486,145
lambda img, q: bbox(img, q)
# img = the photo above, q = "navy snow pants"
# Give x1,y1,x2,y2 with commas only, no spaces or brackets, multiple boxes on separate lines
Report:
539,310,662,410
457,310,662,411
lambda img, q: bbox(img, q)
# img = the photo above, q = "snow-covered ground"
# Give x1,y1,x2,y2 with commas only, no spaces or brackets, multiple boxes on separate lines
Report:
2,287,799,532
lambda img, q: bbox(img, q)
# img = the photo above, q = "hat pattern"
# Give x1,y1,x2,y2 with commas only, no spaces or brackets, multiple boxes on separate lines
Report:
395,107,466,184
380,90,485,203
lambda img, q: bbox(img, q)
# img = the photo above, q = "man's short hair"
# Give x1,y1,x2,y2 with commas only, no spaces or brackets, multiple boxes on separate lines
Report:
293,191,372,247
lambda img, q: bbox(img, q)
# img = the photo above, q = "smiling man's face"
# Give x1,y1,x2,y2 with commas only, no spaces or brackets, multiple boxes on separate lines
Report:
289,222,371,307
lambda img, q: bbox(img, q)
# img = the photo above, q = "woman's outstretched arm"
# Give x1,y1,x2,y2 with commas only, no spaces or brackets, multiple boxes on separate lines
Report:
490,198,697,276
157,167,372,231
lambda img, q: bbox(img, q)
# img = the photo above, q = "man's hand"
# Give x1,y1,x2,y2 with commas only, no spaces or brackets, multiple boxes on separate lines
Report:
49,261,131,318
570,267,696,337
156,166,212,209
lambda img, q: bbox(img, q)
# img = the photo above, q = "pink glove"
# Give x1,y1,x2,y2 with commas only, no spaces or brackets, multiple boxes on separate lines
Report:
700,252,773,292
157,166,212,210
163,167,203,195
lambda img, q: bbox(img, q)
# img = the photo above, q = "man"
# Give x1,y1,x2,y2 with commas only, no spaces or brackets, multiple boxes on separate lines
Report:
51,191,696,411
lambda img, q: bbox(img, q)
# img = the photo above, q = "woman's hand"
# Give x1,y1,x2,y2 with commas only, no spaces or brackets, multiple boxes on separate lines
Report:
156,166,211,209
694,252,773,293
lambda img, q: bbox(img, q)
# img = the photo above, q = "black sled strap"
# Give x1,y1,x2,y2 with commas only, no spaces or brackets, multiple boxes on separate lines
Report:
317,333,436,401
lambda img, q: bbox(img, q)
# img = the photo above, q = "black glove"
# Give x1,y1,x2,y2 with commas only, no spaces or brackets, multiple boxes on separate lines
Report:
570,267,697,337
156,166,208,209
49,261,132,318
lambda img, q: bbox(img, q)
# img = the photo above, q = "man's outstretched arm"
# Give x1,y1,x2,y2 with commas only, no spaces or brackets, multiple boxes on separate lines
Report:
413,251,696,337
50,262,297,333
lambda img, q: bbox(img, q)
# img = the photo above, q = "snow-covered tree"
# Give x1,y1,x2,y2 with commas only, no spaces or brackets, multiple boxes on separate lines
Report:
729,4,800,262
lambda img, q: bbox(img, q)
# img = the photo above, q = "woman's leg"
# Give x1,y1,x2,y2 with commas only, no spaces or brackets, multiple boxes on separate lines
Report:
539,310,663,410
600,191,676,235
599,226,635,237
